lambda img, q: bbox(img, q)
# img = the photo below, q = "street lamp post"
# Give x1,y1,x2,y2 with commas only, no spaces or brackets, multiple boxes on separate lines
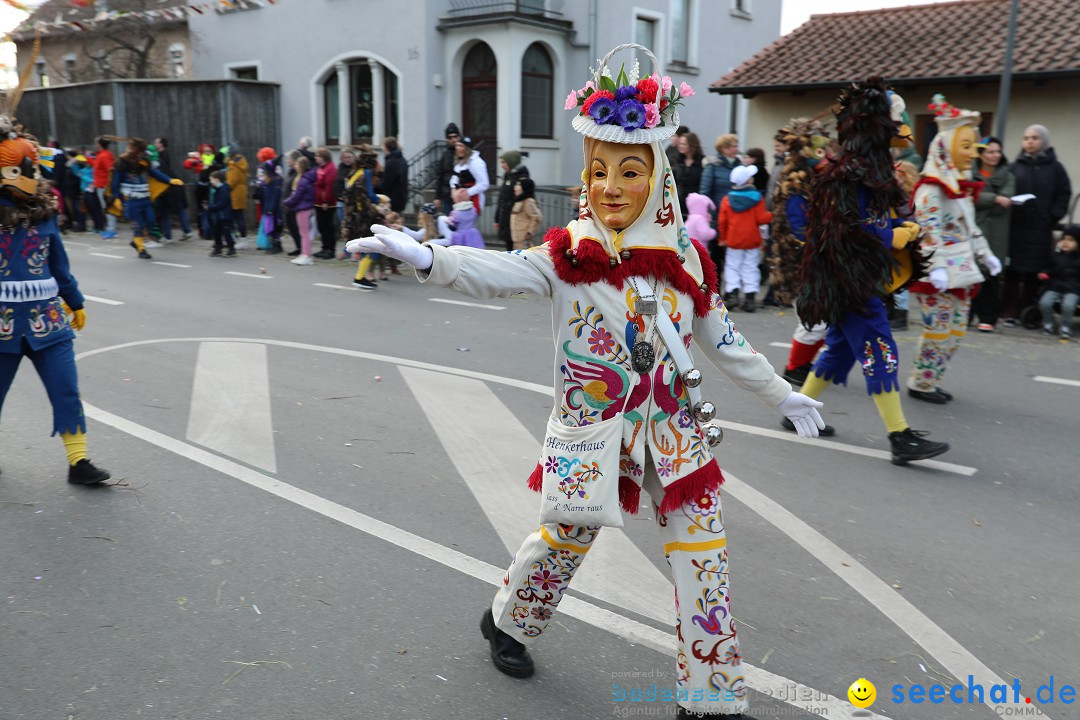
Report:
994,0,1020,139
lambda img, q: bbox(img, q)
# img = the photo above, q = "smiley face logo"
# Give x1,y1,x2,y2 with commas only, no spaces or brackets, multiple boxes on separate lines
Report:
848,678,876,708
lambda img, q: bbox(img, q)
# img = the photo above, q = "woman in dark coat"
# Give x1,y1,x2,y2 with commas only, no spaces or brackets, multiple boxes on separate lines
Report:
494,150,530,251
1002,124,1072,325
672,132,704,218
970,137,1015,331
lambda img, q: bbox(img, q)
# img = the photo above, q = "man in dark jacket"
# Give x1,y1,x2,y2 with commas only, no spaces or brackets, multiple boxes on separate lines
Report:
153,137,193,241
436,123,460,212
376,137,408,212
1002,124,1072,324
493,149,529,251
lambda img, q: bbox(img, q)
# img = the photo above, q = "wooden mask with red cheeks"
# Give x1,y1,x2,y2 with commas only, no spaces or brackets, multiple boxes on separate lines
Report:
586,140,654,231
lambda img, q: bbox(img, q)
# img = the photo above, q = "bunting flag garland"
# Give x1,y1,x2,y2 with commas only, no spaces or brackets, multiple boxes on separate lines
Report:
13,0,280,35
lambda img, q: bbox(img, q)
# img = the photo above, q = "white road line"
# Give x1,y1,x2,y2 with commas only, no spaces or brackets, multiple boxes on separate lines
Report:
429,297,506,310
313,282,358,291
722,471,1035,718
769,342,792,349
400,366,676,627
1034,375,1080,388
89,252,125,259
717,419,978,476
76,337,556,397
83,295,124,306
64,240,94,247
225,271,273,280
152,261,192,268
80,400,882,720
185,342,276,473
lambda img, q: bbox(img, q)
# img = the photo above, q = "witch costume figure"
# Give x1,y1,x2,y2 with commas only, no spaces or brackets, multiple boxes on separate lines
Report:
906,95,1001,403
795,77,950,465
347,45,826,719
0,106,110,484
767,118,832,391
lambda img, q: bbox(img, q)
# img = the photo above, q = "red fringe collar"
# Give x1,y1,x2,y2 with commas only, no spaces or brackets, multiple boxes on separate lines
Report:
544,227,718,318
913,176,985,203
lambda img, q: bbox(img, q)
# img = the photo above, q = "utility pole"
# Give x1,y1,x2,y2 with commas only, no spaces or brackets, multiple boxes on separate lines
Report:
994,0,1020,139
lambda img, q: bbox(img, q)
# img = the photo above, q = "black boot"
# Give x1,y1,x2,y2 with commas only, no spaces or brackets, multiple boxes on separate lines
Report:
723,291,739,309
889,428,949,465
782,363,812,386
480,608,534,678
68,459,111,485
742,292,756,313
907,388,948,404
267,240,284,255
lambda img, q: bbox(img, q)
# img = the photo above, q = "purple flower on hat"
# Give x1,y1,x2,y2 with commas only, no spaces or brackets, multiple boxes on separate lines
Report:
615,85,639,102
616,99,646,131
589,96,618,125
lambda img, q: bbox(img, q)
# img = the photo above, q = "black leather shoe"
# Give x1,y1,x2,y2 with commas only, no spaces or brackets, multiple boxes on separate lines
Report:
782,363,812,386
935,388,953,401
781,417,835,437
907,388,948,404
889,428,949,465
68,459,111,485
480,608,534,678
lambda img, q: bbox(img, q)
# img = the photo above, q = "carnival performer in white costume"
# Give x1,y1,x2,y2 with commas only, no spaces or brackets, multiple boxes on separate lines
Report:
347,45,825,718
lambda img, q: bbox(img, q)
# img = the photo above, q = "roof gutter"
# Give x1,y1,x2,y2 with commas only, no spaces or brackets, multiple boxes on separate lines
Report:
709,69,1080,96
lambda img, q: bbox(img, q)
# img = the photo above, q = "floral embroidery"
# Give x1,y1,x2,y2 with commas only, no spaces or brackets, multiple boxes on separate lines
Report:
588,326,615,355
28,299,67,338
0,233,12,277
0,305,13,341
21,230,47,276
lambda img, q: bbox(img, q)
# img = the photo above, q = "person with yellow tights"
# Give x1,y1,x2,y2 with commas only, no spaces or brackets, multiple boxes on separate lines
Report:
0,124,110,484
794,78,950,465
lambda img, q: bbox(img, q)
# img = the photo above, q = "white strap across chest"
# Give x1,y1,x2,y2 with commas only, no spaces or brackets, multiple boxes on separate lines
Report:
627,276,703,410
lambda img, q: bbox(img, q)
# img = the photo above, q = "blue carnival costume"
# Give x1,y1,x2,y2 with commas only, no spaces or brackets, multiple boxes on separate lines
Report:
0,117,110,484
111,138,179,259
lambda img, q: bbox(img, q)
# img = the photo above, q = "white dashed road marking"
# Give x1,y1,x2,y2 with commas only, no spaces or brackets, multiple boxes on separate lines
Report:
429,297,506,310
1034,375,1080,388
224,271,273,280
83,295,124,306
769,341,792,349
152,261,192,268
89,252,125,259
313,282,359,291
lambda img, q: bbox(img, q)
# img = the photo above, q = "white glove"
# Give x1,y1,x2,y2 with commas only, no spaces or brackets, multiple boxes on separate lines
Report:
929,267,949,293
345,224,434,271
776,391,826,439
982,254,1002,277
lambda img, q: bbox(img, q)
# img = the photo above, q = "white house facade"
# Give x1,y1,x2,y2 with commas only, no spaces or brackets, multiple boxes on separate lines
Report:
189,0,781,187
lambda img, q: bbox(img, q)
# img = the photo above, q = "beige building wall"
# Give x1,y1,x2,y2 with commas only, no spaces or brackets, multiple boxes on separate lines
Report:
17,25,191,86
737,80,1080,183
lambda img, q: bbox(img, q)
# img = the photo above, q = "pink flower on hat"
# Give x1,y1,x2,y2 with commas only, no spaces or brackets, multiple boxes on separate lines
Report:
565,90,579,110
643,102,660,129
679,82,695,98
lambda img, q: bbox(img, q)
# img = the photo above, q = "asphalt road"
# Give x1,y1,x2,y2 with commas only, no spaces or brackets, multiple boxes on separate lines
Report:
1,230,1077,720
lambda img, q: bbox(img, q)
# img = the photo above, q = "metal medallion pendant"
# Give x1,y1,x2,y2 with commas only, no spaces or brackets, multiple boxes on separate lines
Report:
634,298,658,316
631,338,656,374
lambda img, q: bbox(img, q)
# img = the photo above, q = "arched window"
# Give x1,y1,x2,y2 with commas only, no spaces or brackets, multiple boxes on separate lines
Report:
521,43,553,138
322,59,400,146
462,42,498,170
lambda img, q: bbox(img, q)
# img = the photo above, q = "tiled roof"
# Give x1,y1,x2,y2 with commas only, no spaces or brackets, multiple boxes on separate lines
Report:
712,0,1080,94
15,0,189,37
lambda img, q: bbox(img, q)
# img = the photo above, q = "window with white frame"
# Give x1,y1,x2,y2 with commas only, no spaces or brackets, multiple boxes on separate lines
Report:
231,66,259,80
169,43,185,78
521,43,553,138
634,16,657,69
62,54,77,84
670,0,690,64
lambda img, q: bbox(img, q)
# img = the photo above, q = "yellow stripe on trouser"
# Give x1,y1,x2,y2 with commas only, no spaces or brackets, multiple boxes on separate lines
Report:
539,525,594,554
922,331,951,340
663,537,728,554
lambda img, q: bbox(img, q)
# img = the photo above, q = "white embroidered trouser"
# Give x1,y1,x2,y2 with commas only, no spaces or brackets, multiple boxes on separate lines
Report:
491,468,748,715
723,247,761,294
792,299,828,344
908,291,970,392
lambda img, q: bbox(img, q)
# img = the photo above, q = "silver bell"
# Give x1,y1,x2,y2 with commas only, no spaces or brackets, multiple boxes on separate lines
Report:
682,368,703,388
693,401,716,423
703,422,724,446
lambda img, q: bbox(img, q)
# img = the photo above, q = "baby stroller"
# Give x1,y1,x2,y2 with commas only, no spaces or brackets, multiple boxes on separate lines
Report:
1018,277,1079,330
